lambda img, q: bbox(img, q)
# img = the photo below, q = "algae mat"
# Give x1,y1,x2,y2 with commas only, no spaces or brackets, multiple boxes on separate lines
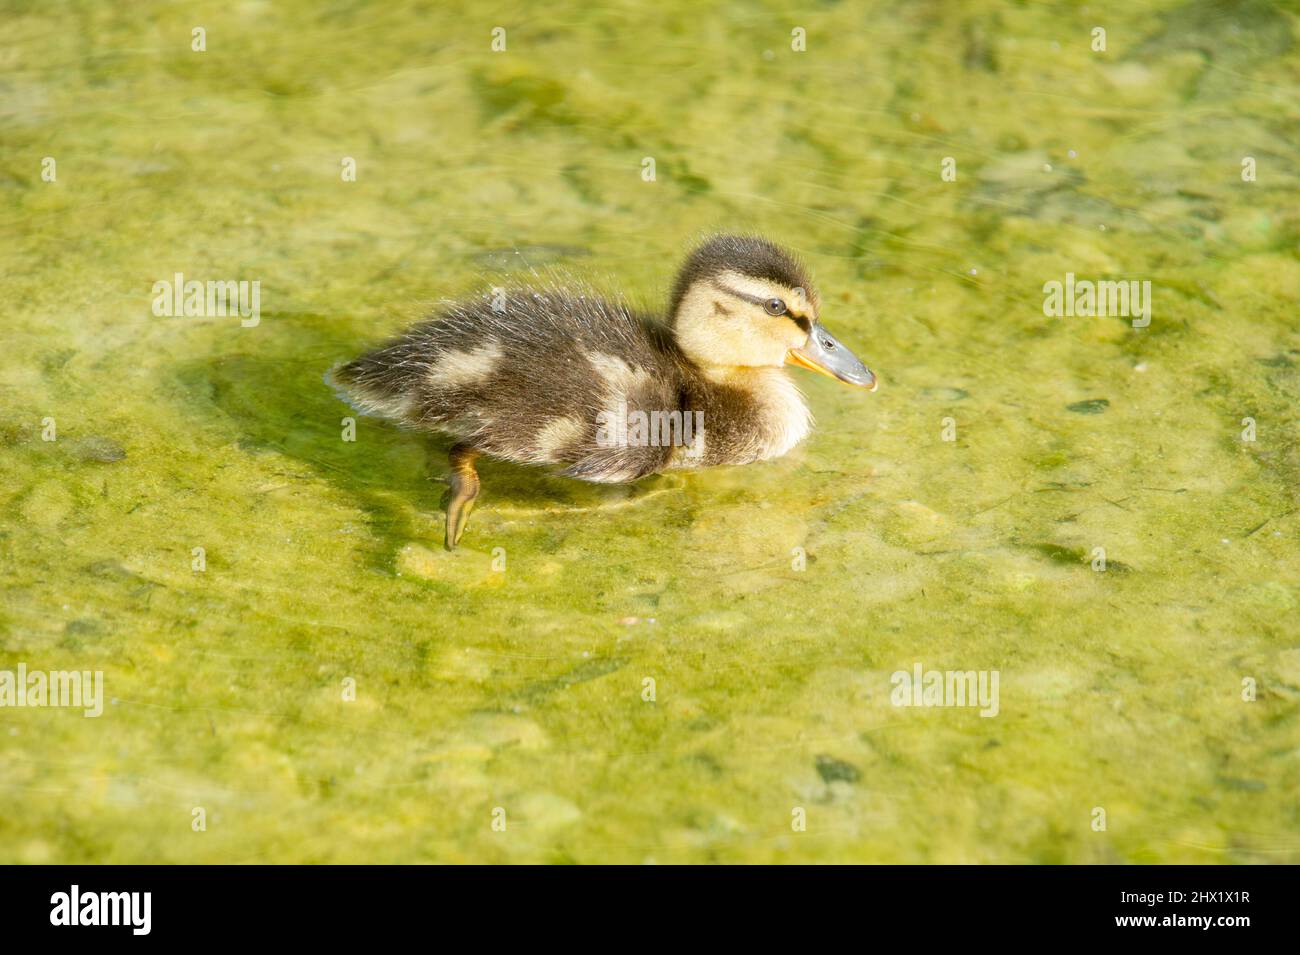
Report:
2,1,1298,863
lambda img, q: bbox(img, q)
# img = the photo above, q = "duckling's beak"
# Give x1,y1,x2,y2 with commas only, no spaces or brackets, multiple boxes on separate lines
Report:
787,322,878,391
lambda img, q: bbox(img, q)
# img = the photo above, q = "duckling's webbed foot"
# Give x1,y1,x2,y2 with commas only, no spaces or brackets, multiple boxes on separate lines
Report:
441,442,481,550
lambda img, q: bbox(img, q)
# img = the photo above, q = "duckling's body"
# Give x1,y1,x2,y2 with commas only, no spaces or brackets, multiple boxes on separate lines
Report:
332,235,876,548
335,288,811,480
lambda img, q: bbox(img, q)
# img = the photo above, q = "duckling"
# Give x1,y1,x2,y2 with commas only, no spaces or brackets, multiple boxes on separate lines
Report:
331,234,877,549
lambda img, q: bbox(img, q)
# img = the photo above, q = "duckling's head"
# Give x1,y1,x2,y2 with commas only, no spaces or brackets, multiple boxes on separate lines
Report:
668,235,877,390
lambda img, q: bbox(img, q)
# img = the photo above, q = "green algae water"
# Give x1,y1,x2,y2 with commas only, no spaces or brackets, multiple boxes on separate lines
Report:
2,0,1298,864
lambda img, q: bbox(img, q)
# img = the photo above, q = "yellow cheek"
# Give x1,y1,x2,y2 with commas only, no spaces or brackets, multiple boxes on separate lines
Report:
751,324,802,363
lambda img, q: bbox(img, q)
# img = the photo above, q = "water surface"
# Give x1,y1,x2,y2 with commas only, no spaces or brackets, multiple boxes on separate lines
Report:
2,0,1298,862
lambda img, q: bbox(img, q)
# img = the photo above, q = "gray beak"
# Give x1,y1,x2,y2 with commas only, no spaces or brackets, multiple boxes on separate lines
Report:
787,322,878,391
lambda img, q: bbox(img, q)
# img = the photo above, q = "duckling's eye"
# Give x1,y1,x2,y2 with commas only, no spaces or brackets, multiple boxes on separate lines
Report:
763,298,787,316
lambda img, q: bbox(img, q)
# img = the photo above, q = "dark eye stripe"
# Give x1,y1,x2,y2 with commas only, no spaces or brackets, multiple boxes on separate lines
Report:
716,283,799,318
